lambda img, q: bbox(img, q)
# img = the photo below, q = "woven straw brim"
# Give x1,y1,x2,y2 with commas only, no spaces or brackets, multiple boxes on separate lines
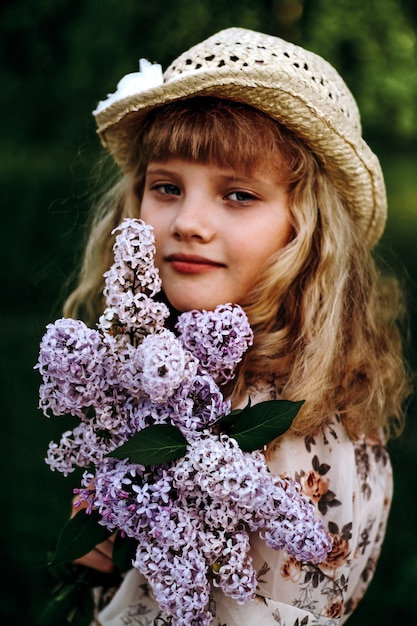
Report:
95,67,386,248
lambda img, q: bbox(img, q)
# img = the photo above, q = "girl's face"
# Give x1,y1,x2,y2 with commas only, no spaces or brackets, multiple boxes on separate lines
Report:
140,158,292,312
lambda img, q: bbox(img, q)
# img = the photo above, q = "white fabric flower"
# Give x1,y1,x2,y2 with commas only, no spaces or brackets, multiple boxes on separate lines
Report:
94,59,163,114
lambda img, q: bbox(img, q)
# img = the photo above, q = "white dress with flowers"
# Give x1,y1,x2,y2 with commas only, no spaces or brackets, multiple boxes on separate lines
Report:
92,389,392,626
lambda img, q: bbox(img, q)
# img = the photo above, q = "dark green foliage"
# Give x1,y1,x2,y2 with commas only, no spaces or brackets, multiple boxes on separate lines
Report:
51,510,112,567
108,423,189,463
215,399,303,450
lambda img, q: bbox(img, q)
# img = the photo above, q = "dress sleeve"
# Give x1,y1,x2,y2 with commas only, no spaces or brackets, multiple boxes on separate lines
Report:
210,417,392,626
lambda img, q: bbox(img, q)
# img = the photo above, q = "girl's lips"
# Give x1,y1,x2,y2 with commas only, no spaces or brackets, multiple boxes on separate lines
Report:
165,254,224,275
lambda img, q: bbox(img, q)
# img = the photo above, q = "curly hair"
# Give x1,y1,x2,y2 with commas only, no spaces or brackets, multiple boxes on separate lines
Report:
63,98,411,439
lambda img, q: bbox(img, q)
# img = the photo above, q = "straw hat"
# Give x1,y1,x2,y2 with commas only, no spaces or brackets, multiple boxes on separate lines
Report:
94,27,386,247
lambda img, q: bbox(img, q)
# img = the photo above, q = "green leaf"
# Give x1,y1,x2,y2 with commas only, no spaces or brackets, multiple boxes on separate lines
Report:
108,424,188,465
230,399,304,451
50,509,112,566
113,533,138,572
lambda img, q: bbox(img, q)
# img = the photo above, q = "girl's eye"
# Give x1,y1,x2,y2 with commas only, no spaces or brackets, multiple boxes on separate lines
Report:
154,183,181,196
227,190,256,202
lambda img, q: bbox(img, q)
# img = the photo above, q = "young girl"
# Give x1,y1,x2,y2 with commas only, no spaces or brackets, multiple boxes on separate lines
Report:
65,27,410,625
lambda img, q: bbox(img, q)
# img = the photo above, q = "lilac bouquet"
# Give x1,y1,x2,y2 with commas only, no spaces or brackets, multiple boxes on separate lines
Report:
36,218,332,625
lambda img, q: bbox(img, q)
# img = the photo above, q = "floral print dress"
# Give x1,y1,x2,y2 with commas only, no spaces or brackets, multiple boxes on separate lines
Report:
92,388,392,626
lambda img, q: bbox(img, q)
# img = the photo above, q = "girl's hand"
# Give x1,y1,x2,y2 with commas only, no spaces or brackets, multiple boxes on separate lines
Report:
71,496,115,573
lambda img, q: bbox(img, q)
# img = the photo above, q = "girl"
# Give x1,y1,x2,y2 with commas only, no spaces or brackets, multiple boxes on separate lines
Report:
66,28,410,625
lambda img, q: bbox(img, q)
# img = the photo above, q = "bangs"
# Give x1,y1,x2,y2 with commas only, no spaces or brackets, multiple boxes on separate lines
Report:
136,97,310,182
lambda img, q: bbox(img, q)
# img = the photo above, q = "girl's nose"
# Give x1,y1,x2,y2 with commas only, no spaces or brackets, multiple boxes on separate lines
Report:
171,198,216,242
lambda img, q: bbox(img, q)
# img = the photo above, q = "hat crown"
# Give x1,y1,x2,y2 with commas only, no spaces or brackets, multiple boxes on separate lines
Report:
165,28,361,135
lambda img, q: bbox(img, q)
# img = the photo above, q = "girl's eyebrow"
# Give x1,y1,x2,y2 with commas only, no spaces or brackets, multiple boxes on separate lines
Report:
214,171,278,187
146,165,261,185
146,166,178,176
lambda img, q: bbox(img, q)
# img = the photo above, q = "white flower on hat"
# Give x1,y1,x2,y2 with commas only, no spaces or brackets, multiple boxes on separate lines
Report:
93,59,163,115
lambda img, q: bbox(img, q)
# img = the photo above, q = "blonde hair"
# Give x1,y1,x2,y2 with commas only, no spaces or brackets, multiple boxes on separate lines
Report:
64,98,411,439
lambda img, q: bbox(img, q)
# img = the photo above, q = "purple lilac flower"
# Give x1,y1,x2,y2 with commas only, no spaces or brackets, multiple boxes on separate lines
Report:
36,318,116,418
127,397,174,430
37,218,333,626
261,478,334,563
45,423,113,476
99,292,170,335
134,330,198,403
215,531,257,603
101,219,169,334
166,374,231,433
46,398,138,475
176,303,254,384
91,458,151,533
172,433,331,563
110,218,161,295
134,533,212,626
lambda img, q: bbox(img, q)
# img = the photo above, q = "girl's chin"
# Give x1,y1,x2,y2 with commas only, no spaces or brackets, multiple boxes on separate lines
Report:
162,283,242,313
168,297,229,313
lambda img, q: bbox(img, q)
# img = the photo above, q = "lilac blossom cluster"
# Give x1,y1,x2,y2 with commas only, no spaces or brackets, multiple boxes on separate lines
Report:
36,218,332,625
176,305,254,385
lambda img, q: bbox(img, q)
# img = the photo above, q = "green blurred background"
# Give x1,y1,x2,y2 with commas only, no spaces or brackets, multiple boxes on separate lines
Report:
1,0,417,624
